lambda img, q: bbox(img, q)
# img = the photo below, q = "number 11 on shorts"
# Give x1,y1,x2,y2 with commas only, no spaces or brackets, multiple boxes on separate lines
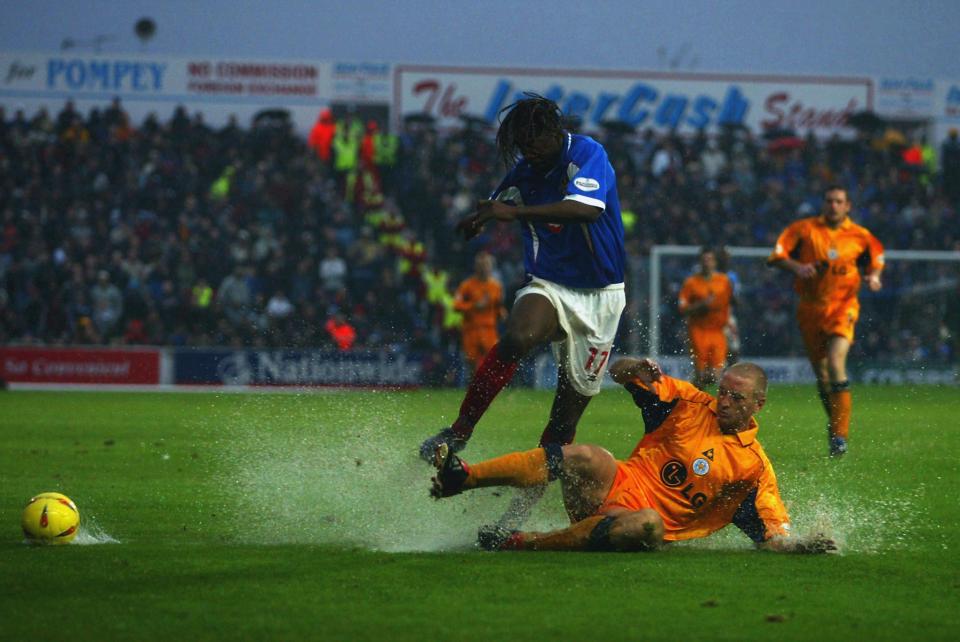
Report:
584,348,609,375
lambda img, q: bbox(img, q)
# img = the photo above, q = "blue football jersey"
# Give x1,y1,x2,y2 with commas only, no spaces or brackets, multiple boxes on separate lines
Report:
491,133,626,288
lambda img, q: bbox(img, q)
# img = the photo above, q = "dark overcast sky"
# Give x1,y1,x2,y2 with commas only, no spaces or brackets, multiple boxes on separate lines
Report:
2,0,957,78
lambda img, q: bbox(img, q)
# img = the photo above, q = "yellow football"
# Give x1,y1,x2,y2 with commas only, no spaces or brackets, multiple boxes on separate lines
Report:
21,492,80,545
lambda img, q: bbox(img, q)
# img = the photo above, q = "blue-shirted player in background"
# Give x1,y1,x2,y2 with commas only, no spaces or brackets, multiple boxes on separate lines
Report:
419,94,627,525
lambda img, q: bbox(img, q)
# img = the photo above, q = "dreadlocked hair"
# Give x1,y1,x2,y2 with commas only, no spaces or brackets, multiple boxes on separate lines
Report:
496,93,565,168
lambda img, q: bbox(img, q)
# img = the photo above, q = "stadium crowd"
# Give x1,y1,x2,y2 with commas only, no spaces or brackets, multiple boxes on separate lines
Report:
0,99,958,366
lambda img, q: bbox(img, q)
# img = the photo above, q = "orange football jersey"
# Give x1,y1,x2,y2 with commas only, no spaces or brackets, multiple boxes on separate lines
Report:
454,277,503,329
768,216,884,305
678,272,732,330
613,375,790,543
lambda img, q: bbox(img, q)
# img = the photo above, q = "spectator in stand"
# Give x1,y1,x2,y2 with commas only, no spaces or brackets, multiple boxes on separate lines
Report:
319,246,348,293
308,108,337,163
90,270,123,338
325,308,356,351
217,264,252,327
0,98,956,365
942,129,960,202
266,290,294,322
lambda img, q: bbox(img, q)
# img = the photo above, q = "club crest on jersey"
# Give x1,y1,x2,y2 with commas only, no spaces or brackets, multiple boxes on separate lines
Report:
692,458,710,476
828,247,838,260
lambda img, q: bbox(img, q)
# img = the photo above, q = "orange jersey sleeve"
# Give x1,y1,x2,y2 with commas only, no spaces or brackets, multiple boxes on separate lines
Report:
730,446,791,542
769,216,884,305
455,278,503,329
678,277,697,314
629,374,713,407
769,218,807,264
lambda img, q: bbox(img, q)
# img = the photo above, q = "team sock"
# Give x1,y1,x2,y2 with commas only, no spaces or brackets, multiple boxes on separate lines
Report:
451,343,518,439
828,381,852,440
464,447,556,490
816,380,832,418
539,423,576,447
518,515,608,551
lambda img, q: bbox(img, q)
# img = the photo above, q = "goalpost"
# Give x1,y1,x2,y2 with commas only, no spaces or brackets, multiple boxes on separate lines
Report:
646,245,960,383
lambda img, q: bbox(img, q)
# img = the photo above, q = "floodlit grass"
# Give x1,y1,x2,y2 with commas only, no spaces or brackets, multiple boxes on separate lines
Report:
0,385,957,641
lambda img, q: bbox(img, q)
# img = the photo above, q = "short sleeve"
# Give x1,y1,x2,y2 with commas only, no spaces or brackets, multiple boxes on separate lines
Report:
768,221,803,264
563,139,608,211
623,375,712,433
678,277,693,313
866,231,885,272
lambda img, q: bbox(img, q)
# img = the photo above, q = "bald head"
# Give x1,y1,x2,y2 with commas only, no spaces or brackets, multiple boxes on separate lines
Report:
725,362,768,399
716,362,768,433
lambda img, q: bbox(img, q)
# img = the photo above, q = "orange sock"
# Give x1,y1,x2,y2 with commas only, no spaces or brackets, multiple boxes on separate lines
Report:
465,448,549,490
816,381,831,418
521,515,607,551
828,387,852,439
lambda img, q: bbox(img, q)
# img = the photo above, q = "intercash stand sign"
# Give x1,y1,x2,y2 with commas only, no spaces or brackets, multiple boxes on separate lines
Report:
395,65,872,135
174,349,423,388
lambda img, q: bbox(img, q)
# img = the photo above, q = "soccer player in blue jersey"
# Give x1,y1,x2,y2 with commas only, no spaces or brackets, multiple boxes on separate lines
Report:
419,95,627,524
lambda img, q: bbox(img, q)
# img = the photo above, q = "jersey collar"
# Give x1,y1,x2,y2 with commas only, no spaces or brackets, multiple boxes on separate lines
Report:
708,400,759,445
735,420,759,446
818,215,853,230
543,132,573,179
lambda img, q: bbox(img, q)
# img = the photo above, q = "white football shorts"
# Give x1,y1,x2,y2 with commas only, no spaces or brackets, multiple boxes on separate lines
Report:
515,276,626,396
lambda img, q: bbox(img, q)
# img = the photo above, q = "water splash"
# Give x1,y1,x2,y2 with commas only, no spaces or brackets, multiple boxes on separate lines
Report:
214,394,927,554
214,392,558,552
73,516,121,545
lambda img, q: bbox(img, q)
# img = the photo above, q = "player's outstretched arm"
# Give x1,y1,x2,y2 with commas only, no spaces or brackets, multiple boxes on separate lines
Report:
505,198,602,224
769,257,817,279
609,358,662,386
759,534,838,554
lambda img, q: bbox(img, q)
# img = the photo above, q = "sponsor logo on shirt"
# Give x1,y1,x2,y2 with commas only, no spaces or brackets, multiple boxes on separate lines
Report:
573,177,600,192
660,460,688,487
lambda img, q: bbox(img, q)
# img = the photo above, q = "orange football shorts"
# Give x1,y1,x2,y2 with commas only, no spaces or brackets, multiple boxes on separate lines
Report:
688,325,727,371
797,299,859,361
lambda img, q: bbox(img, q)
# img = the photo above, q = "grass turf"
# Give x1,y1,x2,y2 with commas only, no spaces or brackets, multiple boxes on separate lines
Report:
0,385,957,641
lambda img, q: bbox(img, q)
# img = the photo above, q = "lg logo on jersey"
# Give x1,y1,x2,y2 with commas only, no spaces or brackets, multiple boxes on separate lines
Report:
660,459,708,509
660,460,687,487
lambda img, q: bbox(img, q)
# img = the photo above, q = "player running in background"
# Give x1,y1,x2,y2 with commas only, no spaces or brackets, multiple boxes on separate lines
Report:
453,251,506,374
418,94,626,524
429,358,835,554
768,185,884,456
678,247,733,389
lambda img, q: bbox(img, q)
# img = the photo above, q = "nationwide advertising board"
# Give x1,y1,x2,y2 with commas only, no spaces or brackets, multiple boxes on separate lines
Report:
174,348,423,387
0,347,161,385
395,65,873,136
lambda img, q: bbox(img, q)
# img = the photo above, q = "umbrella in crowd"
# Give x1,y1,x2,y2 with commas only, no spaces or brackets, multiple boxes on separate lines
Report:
848,110,886,134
